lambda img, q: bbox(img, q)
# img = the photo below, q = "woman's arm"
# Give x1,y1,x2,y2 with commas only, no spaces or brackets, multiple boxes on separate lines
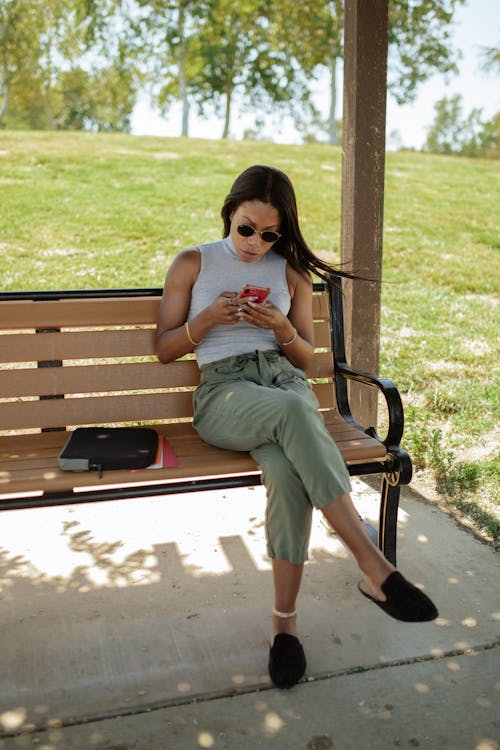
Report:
155,250,241,364
275,267,314,370
155,250,200,364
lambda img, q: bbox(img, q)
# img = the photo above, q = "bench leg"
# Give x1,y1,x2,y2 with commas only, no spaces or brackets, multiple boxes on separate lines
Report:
378,476,400,566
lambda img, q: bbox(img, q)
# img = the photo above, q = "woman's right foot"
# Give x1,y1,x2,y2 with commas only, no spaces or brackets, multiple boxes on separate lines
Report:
358,571,438,622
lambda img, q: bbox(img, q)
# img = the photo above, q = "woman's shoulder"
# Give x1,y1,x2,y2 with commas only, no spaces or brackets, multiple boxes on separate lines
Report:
168,247,201,283
175,238,227,264
285,262,313,297
175,247,201,263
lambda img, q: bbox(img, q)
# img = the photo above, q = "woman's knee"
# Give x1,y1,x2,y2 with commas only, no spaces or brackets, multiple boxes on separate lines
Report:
255,442,306,496
277,389,320,429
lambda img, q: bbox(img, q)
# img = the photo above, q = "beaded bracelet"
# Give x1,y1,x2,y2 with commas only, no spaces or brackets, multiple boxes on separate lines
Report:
185,321,202,347
277,328,298,347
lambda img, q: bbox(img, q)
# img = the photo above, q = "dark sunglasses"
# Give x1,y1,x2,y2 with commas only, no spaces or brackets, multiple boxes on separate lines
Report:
237,224,281,244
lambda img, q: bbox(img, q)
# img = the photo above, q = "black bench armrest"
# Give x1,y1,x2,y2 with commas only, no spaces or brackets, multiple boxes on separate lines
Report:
334,362,404,448
327,277,405,451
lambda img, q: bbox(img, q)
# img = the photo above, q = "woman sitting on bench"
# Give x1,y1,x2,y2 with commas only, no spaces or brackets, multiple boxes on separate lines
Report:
156,164,438,689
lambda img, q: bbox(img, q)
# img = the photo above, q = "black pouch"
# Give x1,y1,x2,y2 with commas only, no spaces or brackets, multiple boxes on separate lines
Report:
58,427,158,474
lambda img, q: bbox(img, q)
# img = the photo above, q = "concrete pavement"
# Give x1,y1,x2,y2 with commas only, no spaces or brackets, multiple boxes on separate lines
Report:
0,479,498,749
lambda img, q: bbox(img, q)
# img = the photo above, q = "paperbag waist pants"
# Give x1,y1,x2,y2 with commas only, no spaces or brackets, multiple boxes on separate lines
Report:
193,349,351,564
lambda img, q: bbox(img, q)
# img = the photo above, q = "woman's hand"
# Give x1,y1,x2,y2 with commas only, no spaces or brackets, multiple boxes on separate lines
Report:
236,299,285,332
207,292,241,325
234,270,315,371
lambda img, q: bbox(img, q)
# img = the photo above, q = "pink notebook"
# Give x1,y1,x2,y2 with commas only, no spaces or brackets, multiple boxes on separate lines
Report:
146,435,180,469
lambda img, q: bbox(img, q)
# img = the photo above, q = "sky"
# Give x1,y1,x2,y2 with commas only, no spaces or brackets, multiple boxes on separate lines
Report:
131,0,499,150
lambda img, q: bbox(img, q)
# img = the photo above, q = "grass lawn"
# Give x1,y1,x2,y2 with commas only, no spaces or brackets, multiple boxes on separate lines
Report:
1,130,498,545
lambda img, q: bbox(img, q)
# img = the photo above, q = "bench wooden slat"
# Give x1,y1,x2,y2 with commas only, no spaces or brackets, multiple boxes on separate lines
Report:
313,290,330,319
0,421,384,471
0,352,335,398
0,328,156,363
1,297,160,329
1,292,330,330
0,360,198,396
0,320,332,364
1,381,336,431
1,392,195,430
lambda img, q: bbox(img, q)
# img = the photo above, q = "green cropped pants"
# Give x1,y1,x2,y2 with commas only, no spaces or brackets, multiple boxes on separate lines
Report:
193,350,351,564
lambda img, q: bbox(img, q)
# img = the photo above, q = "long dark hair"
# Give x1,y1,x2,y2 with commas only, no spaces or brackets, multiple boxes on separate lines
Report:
221,164,349,284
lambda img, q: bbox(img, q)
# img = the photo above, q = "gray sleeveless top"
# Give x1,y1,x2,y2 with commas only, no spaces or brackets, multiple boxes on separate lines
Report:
188,236,290,366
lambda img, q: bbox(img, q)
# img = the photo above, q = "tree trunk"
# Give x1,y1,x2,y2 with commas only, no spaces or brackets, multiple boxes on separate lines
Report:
0,78,10,123
222,83,232,138
42,32,55,129
178,49,189,136
328,55,338,145
181,93,189,136
177,2,189,136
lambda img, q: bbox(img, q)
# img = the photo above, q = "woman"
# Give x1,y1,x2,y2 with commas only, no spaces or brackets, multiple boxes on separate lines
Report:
156,165,437,689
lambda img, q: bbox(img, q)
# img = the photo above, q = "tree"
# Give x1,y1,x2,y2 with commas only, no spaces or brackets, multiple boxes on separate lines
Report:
1,0,138,130
55,57,137,132
135,0,320,140
132,0,205,137
130,0,466,144
479,44,500,76
0,0,45,124
266,0,466,145
193,0,308,139
424,94,499,158
480,112,500,159
263,0,343,144
387,0,466,103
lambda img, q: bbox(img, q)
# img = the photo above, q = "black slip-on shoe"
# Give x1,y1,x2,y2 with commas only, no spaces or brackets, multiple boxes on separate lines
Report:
358,571,438,622
268,633,306,689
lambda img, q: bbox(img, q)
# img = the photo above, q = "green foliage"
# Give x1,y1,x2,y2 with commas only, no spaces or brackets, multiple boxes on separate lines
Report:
0,0,44,120
267,0,467,142
235,0,469,144
190,0,317,138
479,44,500,76
388,0,465,104
403,410,498,542
478,112,500,160
403,408,438,472
425,429,477,497
0,0,139,131
424,95,499,158
1,0,472,142
131,0,205,136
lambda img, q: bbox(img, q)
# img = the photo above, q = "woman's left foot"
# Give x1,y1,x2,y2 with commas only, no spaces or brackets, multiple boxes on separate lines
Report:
269,633,306,688
358,571,438,622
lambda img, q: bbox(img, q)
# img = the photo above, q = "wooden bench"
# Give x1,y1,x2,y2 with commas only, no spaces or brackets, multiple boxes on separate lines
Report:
0,282,412,565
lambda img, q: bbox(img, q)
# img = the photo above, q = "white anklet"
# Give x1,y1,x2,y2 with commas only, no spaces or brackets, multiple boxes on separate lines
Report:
272,607,297,618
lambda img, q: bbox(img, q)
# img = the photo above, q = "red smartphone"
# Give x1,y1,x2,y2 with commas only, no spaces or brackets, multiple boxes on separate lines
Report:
238,284,271,303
